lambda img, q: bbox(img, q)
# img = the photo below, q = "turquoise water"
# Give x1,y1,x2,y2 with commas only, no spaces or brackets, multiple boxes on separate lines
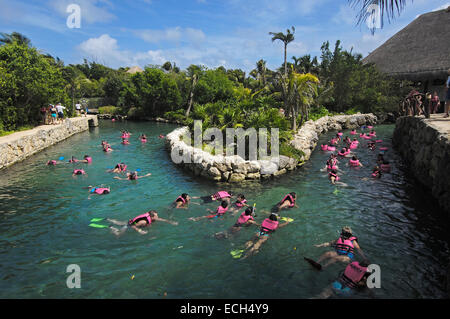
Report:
0,120,449,298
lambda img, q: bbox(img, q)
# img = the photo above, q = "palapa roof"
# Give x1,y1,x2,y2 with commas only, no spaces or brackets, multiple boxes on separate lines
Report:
126,66,144,74
363,7,450,81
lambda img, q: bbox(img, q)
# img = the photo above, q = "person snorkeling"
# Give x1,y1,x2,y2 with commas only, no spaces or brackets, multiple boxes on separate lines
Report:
107,210,177,236
273,192,298,213
87,185,110,199
240,213,291,259
215,206,258,239
72,169,86,176
108,163,127,174
193,191,233,204
313,260,372,299
304,226,366,270
189,201,229,221
114,171,151,180
174,193,191,209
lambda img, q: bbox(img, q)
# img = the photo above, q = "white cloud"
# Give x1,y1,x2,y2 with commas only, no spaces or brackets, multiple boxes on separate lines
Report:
133,27,206,45
433,3,450,11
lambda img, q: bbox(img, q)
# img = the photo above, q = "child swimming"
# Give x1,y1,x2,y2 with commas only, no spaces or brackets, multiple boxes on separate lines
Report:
107,210,178,235
215,206,258,239
174,193,191,209
189,201,229,221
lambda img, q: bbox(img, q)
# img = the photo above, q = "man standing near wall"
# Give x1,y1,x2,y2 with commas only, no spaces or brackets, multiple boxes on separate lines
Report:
56,103,66,124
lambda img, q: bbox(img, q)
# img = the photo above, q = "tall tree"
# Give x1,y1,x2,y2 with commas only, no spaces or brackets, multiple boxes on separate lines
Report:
269,26,295,78
0,32,31,46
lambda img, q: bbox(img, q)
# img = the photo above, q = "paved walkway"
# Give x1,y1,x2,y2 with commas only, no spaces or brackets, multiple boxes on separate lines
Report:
0,115,97,144
422,113,450,139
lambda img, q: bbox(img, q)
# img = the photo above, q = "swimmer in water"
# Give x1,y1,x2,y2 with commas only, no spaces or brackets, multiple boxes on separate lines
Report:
80,155,92,164
240,213,291,259
174,193,191,209
328,169,340,185
371,166,382,179
87,185,110,199
229,194,249,214
108,163,127,173
313,260,372,299
68,156,79,163
376,153,384,166
189,201,229,221
107,210,178,235
348,156,363,168
72,169,86,176
114,171,151,180
304,226,366,271
273,192,298,213
368,141,376,151
192,191,233,205
140,134,147,142
215,206,258,239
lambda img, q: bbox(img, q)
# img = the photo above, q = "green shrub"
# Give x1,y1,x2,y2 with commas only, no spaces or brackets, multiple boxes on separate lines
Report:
98,106,121,115
279,142,304,162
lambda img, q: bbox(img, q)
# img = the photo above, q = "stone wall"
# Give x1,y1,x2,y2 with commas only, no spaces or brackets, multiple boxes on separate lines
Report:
290,113,378,161
393,116,450,214
0,115,98,170
165,113,378,182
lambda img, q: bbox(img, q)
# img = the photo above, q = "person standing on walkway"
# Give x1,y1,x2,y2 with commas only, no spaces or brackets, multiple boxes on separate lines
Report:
430,91,440,114
444,69,450,118
55,103,66,123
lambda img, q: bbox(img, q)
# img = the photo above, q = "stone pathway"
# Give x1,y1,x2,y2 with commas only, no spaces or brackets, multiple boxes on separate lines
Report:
422,114,450,139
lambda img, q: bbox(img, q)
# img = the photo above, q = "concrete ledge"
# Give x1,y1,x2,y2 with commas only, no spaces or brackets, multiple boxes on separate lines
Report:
393,114,450,214
0,115,98,170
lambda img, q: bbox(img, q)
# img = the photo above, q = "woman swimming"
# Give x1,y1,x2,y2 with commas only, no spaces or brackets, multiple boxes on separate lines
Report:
273,192,298,212
107,210,177,235
174,193,191,209
114,171,152,180
240,213,291,259
304,226,366,270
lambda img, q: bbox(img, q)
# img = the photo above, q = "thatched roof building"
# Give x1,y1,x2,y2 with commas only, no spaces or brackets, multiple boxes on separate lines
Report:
126,66,144,74
363,6,450,99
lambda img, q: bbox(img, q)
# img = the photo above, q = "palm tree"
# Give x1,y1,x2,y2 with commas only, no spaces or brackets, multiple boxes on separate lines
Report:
256,59,267,88
269,26,295,78
0,32,31,46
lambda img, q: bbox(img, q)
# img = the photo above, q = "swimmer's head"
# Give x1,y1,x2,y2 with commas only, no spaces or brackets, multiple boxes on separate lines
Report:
290,192,296,199
129,171,137,179
181,193,189,200
220,201,228,208
245,207,253,216
149,210,158,219
341,226,352,238
237,194,245,201
359,259,370,268
269,213,278,221
352,156,357,160
331,169,337,174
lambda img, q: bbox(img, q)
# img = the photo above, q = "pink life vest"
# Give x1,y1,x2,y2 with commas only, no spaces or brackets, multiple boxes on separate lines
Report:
116,163,127,172
216,205,228,216
335,236,357,254
175,196,186,204
73,169,85,175
128,212,152,226
349,143,358,149
327,146,336,151
85,157,92,164
380,164,390,171
350,130,357,135
261,218,278,233
235,199,247,208
236,212,254,225
349,159,360,167
213,191,231,200
321,145,328,151
281,194,295,207
47,160,57,165
94,187,110,195
329,172,340,181
337,132,343,136
341,262,368,289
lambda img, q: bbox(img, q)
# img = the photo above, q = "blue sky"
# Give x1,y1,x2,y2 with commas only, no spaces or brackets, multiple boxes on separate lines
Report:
0,0,448,72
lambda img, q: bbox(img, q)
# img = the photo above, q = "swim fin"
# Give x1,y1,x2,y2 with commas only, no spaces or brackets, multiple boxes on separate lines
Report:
304,257,322,270
230,249,244,259
280,217,294,222
89,223,108,228
90,218,104,222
